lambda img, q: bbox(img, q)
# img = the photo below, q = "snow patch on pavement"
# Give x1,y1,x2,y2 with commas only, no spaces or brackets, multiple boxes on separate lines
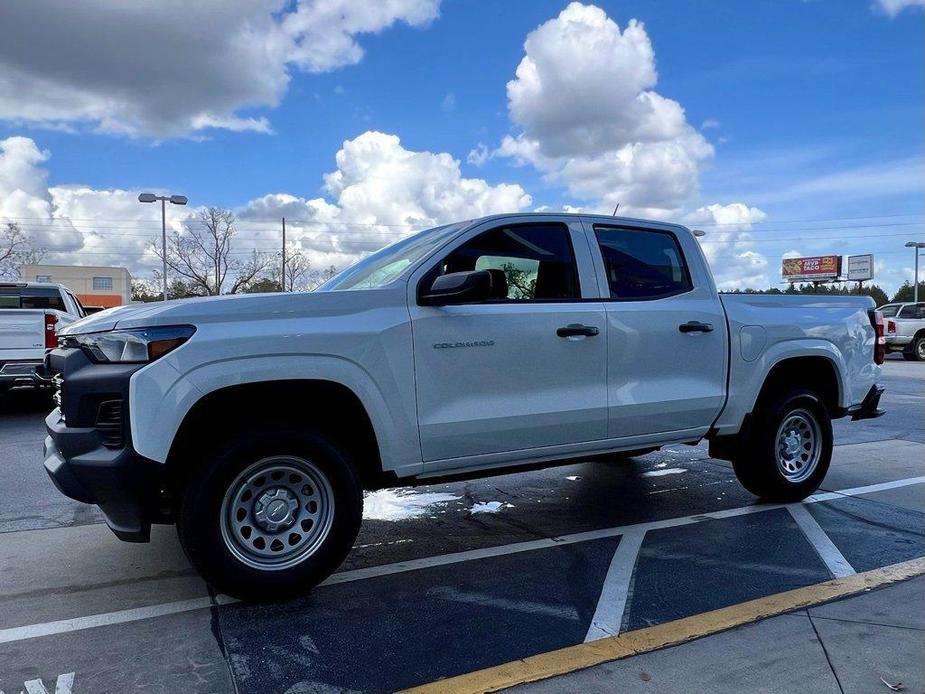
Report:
641,468,688,477
363,489,459,521
469,501,515,514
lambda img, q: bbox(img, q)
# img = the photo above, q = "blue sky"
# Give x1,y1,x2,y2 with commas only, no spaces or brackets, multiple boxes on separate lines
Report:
0,0,922,293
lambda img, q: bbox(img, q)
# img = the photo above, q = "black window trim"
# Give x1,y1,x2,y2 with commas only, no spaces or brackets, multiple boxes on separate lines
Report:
592,224,695,303
416,221,584,306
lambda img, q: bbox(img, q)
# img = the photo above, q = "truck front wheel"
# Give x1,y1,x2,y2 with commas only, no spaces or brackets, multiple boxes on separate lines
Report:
176,426,363,601
732,388,832,502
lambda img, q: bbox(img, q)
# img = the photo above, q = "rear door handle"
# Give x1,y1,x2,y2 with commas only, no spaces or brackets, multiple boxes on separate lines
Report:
557,324,600,338
679,321,714,333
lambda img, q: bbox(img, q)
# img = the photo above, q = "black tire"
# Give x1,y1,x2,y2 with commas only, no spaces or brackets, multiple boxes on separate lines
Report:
907,336,925,361
176,425,363,601
732,388,832,502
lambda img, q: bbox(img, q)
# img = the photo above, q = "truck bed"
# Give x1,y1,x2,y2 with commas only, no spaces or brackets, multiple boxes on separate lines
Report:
0,310,47,362
714,293,879,434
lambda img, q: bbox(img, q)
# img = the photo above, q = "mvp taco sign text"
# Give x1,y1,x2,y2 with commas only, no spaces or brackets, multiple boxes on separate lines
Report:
782,255,842,282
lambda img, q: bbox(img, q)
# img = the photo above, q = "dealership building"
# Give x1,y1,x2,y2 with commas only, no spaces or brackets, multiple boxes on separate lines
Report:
20,264,133,310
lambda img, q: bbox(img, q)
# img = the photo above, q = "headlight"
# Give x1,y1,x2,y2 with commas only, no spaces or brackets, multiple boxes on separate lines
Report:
63,325,196,364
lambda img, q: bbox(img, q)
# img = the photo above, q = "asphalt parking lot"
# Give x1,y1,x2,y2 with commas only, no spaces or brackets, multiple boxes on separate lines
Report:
0,357,923,694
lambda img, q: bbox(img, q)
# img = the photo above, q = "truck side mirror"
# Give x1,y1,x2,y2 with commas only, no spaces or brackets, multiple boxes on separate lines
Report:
419,270,497,306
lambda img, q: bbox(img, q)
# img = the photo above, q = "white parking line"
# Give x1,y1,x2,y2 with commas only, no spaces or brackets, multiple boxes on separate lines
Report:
584,528,646,641
0,597,215,646
787,503,856,578
0,475,921,646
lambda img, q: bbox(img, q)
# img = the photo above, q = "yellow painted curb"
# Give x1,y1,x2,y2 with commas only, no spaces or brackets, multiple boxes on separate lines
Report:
401,556,925,694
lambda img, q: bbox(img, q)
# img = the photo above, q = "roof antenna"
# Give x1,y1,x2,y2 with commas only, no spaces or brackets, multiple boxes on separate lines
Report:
612,203,620,216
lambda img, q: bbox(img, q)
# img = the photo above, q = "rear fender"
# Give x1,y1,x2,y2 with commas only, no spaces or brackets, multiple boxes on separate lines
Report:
712,339,848,437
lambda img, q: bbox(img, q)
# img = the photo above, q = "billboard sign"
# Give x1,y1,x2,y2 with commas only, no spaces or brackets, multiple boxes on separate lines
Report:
782,255,841,281
846,254,874,281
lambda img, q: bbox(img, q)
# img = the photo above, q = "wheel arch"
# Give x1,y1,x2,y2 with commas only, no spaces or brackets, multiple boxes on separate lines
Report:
165,379,391,491
752,355,842,417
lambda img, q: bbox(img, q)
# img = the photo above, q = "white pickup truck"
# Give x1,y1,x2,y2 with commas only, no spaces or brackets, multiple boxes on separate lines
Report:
879,302,925,361
0,282,84,394
43,213,885,599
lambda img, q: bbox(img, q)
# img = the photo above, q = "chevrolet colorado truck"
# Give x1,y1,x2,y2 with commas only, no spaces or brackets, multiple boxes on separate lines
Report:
43,213,885,599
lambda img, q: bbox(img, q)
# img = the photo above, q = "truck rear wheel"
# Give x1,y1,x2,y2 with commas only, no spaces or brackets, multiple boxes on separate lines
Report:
176,426,362,601
905,336,925,361
732,388,832,502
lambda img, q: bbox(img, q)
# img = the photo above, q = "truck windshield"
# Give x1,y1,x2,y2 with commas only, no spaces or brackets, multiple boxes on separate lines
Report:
319,222,465,291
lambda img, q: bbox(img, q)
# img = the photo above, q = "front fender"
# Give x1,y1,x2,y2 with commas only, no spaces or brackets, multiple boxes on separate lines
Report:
128,353,421,477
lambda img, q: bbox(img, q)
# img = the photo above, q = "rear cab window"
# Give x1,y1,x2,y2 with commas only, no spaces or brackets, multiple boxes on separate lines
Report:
0,285,67,311
593,226,692,300
879,304,901,318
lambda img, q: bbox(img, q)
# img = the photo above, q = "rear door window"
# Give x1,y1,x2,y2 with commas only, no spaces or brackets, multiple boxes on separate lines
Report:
594,226,692,300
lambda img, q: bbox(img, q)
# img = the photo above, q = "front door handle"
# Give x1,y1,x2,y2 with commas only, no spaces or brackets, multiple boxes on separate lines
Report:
557,324,600,338
679,321,714,333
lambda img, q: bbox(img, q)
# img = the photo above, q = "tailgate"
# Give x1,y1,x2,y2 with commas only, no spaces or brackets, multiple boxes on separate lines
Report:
0,310,46,355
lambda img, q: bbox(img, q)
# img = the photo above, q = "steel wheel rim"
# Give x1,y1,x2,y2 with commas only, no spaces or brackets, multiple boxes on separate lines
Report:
775,409,822,483
917,340,925,359
220,456,335,571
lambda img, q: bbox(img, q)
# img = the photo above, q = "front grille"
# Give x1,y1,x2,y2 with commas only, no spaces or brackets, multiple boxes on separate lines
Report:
52,374,64,411
96,400,124,449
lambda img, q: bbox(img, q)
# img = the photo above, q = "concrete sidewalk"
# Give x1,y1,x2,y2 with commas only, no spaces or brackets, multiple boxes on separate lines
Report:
508,575,925,694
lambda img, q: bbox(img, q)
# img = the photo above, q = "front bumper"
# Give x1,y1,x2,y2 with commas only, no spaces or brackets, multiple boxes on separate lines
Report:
41,346,162,542
44,409,163,541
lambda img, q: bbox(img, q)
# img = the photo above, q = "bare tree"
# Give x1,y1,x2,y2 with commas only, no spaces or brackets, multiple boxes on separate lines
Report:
275,245,312,292
307,264,338,290
151,208,268,295
0,222,46,279
228,249,268,295
500,262,536,300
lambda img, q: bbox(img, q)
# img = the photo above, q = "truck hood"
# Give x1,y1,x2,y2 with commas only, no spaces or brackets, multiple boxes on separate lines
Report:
59,288,402,335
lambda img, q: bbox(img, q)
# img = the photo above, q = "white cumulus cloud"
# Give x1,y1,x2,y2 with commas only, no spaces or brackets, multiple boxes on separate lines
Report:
0,0,440,138
874,0,924,16
239,131,532,267
1,131,531,279
496,2,713,217
491,3,773,288
683,203,769,290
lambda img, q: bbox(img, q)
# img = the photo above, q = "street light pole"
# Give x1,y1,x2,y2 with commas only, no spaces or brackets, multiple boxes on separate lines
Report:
161,197,167,301
139,192,188,301
905,241,925,303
